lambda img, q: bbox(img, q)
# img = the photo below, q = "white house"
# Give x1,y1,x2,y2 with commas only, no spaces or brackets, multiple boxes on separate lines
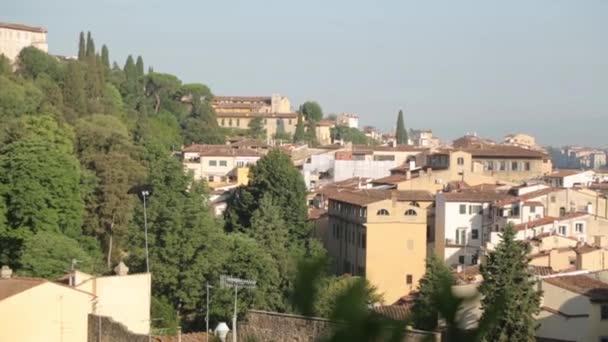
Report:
336,113,359,129
545,170,595,188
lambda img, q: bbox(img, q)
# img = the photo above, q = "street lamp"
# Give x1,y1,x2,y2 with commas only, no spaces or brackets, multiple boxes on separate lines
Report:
142,190,150,273
205,282,214,342
214,322,230,342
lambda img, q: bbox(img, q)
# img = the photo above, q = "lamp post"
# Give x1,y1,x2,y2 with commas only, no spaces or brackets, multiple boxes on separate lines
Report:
220,276,256,342
142,190,150,273
205,282,214,342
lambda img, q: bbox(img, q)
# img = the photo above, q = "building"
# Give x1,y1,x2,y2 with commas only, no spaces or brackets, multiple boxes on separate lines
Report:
324,189,433,303
452,134,496,149
212,94,291,114
336,113,359,129
216,112,299,139
536,272,608,342
0,266,94,342
462,145,553,182
544,169,595,188
409,129,440,148
60,262,151,335
503,133,540,150
315,119,335,145
0,22,48,62
182,144,263,185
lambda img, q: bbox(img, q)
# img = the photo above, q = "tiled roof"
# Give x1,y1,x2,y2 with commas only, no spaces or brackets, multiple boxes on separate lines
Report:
524,201,544,207
514,216,558,231
230,138,269,149
540,306,589,320
372,305,411,321
441,186,510,203
545,170,587,178
316,119,335,127
544,274,608,302
327,189,433,206
182,144,263,157
529,265,556,277
495,187,558,206
0,22,47,33
308,208,327,220
372,174,411,185
462,145,548,159
352,144,424,152
0,277,46,301
213,96,271,103
216,112,298,118
589,183,608,190
574,244,600,255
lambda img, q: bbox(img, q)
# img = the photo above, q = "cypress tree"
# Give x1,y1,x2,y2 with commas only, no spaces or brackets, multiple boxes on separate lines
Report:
478,223,541,342
63,61,87,115
101,45,110,70
293,112,305,143
123,55,137,81
136,56,144,77
395,109,408,145
86,31,95,57
78,32,86,60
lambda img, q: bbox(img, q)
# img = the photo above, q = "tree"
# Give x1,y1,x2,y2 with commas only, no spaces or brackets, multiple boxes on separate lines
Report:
86,31,95,57
478,223,541,342
299,101,323,122
0,76,44,118
410,254,454,330
293,112,305,143
331,126,373,145
136,56,144,77
274,119,291,141
143,72,181,113
305,119,318,146
314,275,383,318
247,117,266,140
101,44,110,70
63,61,87,117
224,149,310,241
0,55,10,76
395,109,408,145
78,32,86,60
17,47,62,81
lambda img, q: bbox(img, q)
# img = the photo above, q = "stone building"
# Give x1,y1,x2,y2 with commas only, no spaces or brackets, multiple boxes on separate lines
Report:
0,22,48,62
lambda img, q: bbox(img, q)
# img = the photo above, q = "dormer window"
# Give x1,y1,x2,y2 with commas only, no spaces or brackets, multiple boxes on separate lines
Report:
404,209,417,216
377,209,390,216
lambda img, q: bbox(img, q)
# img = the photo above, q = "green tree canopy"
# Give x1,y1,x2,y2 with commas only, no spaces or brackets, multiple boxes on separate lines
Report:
395,109,408,145
293,112,305,143
17,47,62,81
136,56,144,77
63,61,87,118
247,117,266,140
410,254,454,330
78,32,86,60
101,44,110,70
299,101,323,122
331,126,373,145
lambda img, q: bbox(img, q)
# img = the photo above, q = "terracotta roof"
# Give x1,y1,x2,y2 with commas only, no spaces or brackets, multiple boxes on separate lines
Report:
154,332,210,342
327,189,433,206
575,244,601,255
318,177,371,191
372,174,411,185
308,208,327,220
0,22,47,33
514,216,558,231
441,186,510,203
352,144,424,152
462,145,548,159
230,138,269,149
524,201,544,207
182,144,262,157
589,183,608,190
216,112,298,118
544,275,608,302
390,163,411,172
213,96,271,103
372,305,411,321
540,306,588,319
529,265,556,277
495,187,558,206
0,277,46,301
545,170,587,178
316,119,335,127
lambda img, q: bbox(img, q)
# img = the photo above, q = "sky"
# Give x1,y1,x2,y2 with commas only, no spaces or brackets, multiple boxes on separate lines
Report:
3,1,607,147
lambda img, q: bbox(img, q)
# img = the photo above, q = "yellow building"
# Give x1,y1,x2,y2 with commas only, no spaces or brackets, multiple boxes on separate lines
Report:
325,189,433,304
216,112,299,139
315,119,335,145
0,266,95,342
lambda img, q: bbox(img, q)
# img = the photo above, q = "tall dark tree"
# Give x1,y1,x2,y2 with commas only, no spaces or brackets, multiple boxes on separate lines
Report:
410,254,454,330
293,112,305,143
86,31,95,57
305,119,318,146
395,109,408,145
299,101,323,122
78,32,86,60
123,55,137,80
479,223,541,342
63,61,87,117
101,45,110,70
247,117,266,140
136,56,144,77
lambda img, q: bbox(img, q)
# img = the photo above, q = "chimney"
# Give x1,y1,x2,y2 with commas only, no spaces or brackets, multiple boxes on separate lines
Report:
1,265,12,279
114,261,129,276
406,170,411,180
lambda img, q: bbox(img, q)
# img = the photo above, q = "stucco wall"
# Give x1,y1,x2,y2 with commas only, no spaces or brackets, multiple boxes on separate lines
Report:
0,27,48,62
0,282,93,342
88,314,149,342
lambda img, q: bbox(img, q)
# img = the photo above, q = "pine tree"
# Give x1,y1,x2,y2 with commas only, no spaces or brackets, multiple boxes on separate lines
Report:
395,109,408,145
410,254,453,331
136,56,144,77
101,45,110,70
63,61,87,116
293,112,305,143
86,31,95,57
78,32,86,60
479,223,541,342
123,55,137,81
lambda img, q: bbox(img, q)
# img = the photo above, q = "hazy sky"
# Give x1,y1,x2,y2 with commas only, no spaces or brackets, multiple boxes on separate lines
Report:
4,1,607,147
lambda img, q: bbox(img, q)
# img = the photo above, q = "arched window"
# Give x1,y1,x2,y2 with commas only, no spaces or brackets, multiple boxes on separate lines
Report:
377,209,390,216
409,201,420,207
405,209,417,216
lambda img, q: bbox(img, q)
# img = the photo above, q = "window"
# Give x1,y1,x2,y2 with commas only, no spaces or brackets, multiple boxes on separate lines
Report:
511,161,519,171
470,205,483,214
406,274,413,285
459,204,467,214
458,256,465,264
569,257,576,266
237,161,245,167
524,162,531,171
236,119,240,126
276,119,281,125
530,206,536,213
455,228,467,245
457,157,464,165
472,229,479,240
361,233,366,249
208,175,214,182
601,305,608,320
551,196,556,203
558,225,567,236
560,207,566,216
512,205,520,217
407,240,414,250
228,119,233,126
575,223,584,233
377,209,390,216
289,119,292,125
209,160,217,166
358,266,365,276
485,161,494,171
499,161,506,171
219,160,227,167
221,119,225,125
405,209,417,216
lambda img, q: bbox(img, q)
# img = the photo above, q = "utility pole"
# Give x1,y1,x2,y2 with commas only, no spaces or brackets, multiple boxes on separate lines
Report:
220,276,256,342
233,285,238,342
205,282,213,342
142,190,150,273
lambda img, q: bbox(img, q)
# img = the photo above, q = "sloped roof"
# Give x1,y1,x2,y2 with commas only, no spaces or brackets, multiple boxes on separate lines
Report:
182,144,262,157
327,189,433,206
544,274,608,302
441,185,510,203
0,22,47,33
462,145,548,159
495,187,558,206
545,170,588,178
372,305,411,321
0,277,46,301
215,112,298,118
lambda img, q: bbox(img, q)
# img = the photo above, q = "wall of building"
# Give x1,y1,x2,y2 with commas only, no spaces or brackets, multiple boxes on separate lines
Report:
333,160,397,182
472,157,550,182
217,115,297,138
0,27,48,62
536,281,591,342
88,314,149,342
0,282,93,342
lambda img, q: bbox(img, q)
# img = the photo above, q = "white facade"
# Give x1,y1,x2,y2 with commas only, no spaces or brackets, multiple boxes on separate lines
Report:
333,160,397,183
0,23,48,62
302,152,336,190
545,170,595,188
336,113,359,129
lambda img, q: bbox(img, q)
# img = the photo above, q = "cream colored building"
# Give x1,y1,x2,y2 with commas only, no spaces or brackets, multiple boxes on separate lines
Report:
315,119,335,145
64,262,151,335
212,94,291,114
325,189,433,304
336,113,359,128
503,133,539,149
537,273,608,342
183,144,263,186
216,112,298,139
0,22,48,62
0,267,94,342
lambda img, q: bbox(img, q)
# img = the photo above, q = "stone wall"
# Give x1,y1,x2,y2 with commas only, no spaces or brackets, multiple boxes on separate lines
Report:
238,310,440,342
87,314,149,342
